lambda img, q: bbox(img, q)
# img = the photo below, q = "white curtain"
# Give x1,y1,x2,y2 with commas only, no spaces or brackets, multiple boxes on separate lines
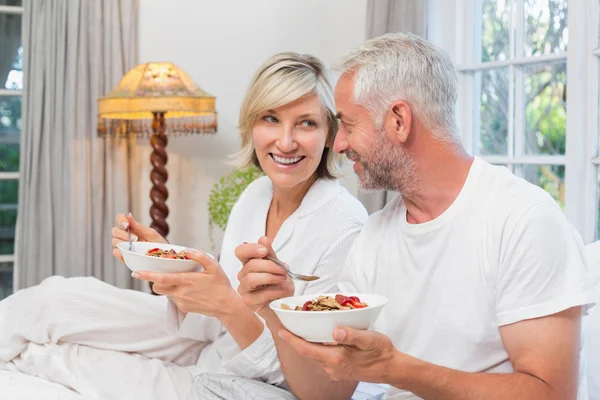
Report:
15,0,142,290
358,0,428,214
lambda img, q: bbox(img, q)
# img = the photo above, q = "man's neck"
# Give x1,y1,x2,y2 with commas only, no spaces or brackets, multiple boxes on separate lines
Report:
403,141,474,225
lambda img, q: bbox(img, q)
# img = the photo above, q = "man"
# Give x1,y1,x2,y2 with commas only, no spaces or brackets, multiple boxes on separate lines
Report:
235,33,596,400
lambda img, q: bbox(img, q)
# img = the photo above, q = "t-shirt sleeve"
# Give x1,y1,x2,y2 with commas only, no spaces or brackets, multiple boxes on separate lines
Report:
494,201,596,326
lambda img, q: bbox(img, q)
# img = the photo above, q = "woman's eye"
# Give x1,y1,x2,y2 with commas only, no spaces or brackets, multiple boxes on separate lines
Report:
300,120,317,128
263,115,278,123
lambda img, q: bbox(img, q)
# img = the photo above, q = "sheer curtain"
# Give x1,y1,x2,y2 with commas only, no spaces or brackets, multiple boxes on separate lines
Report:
15,0,142,290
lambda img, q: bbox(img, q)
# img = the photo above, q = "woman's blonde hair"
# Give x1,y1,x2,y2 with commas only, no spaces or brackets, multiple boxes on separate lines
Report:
233,52,343,179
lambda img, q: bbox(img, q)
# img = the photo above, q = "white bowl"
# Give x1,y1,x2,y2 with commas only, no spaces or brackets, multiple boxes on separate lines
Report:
117,241,202,273
270,293,388,343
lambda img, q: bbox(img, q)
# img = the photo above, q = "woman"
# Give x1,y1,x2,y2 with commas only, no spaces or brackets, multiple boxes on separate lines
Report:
0,52,367,400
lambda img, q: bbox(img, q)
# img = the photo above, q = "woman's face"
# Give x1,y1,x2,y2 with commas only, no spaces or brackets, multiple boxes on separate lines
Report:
252,94,329,189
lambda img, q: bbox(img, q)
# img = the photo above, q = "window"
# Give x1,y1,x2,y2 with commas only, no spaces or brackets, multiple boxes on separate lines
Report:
460,0,568,203
0,0,23,298
429,0,599,243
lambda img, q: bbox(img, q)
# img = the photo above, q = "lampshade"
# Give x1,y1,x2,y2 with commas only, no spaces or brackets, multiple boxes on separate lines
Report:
97,62,217,137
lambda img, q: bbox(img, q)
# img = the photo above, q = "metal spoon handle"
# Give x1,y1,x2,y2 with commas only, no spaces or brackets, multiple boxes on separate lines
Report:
265,255,289,273
127,226,132,251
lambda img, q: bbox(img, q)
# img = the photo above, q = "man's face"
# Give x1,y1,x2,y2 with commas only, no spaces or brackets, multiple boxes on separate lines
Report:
333,73,417,192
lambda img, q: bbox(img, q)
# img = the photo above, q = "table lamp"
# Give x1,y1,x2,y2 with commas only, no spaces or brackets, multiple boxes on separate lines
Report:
97,62,217,238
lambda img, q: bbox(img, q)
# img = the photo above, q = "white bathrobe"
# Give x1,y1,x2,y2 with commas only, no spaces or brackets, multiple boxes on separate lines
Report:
0,176,367,400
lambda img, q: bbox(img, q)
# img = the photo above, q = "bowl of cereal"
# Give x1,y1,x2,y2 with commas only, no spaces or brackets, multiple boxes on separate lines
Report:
270,293,387,343
117,241,203,273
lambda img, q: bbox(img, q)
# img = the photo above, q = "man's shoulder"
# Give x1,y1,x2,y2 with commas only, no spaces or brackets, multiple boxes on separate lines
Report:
359,195,403,234
474,159,559,221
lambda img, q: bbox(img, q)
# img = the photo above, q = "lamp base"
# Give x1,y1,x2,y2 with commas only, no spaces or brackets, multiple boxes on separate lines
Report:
149,112,169,295
150,112,169,238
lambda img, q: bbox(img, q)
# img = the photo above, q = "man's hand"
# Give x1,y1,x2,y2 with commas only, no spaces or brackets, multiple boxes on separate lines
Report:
280,326,398,383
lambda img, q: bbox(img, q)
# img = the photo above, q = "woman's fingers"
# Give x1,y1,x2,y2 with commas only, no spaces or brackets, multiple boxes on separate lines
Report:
112,248,125,263
111,227,128,240
115,214,129,230
240,272,289,292
237,258,287,282
235,242,268,265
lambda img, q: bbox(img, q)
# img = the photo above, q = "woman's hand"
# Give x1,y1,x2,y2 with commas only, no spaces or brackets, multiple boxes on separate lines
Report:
235,236,295,317
133,249,240,319
111,213,167,263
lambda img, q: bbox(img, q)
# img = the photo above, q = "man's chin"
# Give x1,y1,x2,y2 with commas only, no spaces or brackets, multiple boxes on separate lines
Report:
356,174,382,192
355,170,395,192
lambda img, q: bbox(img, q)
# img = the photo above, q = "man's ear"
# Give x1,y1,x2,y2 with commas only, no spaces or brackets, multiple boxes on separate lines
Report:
384,101,412,144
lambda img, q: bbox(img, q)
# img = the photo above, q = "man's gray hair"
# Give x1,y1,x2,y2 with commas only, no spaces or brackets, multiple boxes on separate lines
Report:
336,33,459,140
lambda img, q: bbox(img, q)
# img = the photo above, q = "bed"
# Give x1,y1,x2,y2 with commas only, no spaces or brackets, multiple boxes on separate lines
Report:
0,369,388,400
0,369,95,400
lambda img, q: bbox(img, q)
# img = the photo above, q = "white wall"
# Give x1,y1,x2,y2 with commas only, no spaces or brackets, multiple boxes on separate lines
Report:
137,0,367,252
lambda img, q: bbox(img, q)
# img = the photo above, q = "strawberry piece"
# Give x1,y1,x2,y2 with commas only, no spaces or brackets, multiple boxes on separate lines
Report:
302,300,313,311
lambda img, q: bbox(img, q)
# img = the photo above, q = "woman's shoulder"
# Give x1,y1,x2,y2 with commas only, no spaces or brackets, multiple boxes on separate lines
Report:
308,179,368,226
234,175,272,206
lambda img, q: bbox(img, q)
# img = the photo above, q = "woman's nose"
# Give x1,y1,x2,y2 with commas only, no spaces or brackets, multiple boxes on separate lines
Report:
276,125,298,152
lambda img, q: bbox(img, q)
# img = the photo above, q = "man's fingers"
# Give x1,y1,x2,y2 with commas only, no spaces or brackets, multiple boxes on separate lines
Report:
333,327,380,351
279,329,335,361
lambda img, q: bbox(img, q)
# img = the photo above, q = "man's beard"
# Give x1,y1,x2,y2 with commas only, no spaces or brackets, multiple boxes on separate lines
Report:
347,128,419,196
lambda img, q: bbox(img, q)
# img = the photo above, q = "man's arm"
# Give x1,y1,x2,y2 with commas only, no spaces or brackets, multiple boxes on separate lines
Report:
282,306,581,400
392,306,581,400
264,310,359,400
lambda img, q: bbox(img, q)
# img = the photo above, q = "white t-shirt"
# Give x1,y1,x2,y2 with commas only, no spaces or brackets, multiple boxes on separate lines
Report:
338,157,597,400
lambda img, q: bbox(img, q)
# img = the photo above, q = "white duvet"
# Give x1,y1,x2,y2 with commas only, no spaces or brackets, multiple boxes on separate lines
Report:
0,369,93,400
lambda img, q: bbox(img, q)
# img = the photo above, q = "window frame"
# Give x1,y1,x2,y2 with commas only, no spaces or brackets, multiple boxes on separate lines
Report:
0,3,23,277
429,0,598,243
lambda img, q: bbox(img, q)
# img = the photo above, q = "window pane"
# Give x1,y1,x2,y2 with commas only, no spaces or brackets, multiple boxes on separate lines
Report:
482,0,512,62
598,167,600,239
0,0,22,5
0,180,18,255
524,62,566,155
520,164,565,206
524,0,568,57
0,262,13,299
0,96,20,172
0,14,22,90
479,67,509,155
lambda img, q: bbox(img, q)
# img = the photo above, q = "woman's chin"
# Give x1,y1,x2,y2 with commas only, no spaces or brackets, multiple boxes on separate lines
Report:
267,171,314,190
